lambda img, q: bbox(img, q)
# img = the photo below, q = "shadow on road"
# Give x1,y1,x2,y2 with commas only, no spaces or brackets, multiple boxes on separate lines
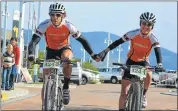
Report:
89,90,120,94
65,104,117,110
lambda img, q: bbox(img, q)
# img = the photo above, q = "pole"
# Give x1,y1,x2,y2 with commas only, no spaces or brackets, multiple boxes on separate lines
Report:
80,48,83,64
118,45,121,63
26,2,31,68
35,1,41,58
83,49,86,62
0,2,2,110
106,33,110,68
2,2,8,54
33,2,41,82
17,1,26,81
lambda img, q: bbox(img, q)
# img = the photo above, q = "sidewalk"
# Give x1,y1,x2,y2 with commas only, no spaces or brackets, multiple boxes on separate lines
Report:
14,82,77,89
1,82,77,102
2,88,29,102
1,82,40,101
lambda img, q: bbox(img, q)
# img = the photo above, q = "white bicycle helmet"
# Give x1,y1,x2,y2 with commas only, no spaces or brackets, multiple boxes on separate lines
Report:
49,2,65,14
140,12,156,24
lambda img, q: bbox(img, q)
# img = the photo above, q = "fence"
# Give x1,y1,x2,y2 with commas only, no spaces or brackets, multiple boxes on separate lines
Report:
154,73,177,88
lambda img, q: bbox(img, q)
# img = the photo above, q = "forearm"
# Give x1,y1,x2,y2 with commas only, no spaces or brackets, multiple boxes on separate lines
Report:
76,34,94,55
28,34,41,55
154,47,162,64
108,38,125,51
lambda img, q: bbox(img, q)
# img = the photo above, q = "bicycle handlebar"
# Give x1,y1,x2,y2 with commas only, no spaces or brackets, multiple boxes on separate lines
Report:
113,63,129,71
112,63,124,66
112,62,165,73
31,59,80,65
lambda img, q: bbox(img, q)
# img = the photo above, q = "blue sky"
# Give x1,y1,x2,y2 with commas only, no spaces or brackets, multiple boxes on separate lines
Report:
1,2,177,53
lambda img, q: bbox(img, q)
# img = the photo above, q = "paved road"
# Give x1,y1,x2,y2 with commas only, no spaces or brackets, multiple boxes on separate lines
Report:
2,84,177,110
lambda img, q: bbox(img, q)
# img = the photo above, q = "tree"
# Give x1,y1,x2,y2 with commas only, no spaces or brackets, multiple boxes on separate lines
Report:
38,51,45,60
72,57,81,62
82,62,98,74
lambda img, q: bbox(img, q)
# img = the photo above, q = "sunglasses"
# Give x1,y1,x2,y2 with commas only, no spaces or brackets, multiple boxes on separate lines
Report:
141,21,153,27
50,13,63,17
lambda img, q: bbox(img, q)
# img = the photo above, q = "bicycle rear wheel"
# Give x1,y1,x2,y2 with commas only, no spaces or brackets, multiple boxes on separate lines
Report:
57,80,63,110
125,82,142,111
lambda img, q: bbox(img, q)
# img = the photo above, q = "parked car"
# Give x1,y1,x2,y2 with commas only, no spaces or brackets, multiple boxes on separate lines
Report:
152,71,160,84
81,69,95,85
81,68,99,85
98,67,123,84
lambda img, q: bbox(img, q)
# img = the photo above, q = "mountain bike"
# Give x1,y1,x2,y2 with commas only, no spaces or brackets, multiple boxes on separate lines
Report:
113,63,164,111
41,59,78,111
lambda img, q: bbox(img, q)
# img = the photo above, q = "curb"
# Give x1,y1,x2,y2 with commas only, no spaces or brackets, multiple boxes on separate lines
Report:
1,88,29,102
15,83,77,89
2,92,8,101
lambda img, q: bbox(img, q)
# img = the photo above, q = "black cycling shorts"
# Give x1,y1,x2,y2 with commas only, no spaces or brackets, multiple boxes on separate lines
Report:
122,58,150,80
45,46,72,60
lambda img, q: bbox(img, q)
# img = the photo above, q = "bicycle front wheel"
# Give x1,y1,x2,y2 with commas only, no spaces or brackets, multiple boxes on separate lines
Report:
126,82,142,111
44,75,57,110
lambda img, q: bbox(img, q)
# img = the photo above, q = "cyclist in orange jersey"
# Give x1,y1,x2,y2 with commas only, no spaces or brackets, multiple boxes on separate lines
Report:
28,2,99,106
98,12,165,111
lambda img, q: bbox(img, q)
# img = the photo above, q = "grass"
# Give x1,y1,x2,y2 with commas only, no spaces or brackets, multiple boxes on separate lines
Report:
89,80,100,84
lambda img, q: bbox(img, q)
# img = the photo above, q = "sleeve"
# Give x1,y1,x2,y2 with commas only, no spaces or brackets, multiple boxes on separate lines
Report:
15,47,20,65
150,34,160,48
121,29,140,41
65,19,81,39
108,38,125,50
76,35,94,55
34,19,50,37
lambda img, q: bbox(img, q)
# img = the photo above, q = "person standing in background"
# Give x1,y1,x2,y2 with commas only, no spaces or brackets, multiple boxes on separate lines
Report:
9,37,20,90
1,44,15,90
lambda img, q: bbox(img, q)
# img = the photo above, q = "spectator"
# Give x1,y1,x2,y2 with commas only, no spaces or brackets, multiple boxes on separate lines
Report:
1,44,15,90
9,37,20,90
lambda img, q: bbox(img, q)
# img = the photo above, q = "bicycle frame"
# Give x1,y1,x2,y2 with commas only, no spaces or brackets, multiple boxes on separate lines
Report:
41,59,78,110
42,59,63,111
113,63,153,111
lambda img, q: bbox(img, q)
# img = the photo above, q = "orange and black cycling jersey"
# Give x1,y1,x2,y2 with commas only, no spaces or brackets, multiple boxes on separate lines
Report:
28,18,95,56
121,29,160,62
35,18,81,50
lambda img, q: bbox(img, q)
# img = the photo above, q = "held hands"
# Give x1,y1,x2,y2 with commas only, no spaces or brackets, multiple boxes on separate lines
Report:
3,64,8,67
3,64,12,67
91,54,100,62
91,48,110,62
97,48,110,61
